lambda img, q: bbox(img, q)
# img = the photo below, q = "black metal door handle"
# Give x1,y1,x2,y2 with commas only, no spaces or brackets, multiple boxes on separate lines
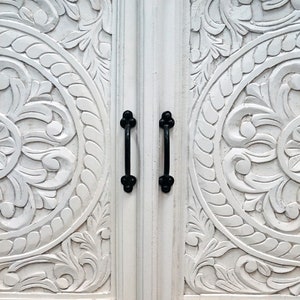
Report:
120,111,136,193
159,111,175,193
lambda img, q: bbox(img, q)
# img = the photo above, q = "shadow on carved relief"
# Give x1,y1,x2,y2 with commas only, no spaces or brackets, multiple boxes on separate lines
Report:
187,0,300,296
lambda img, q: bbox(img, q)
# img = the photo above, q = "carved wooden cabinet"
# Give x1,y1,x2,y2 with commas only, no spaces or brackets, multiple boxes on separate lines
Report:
2,0,300,300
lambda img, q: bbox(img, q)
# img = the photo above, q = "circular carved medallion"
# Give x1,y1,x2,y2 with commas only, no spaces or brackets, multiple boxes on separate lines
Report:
192,25,300,266
0,21,108,262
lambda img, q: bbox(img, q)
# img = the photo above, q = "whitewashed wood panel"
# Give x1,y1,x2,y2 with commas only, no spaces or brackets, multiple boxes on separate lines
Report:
186,1,300,296
0,0,112,296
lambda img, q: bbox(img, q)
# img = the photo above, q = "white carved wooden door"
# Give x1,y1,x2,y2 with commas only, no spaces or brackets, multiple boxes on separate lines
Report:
0,0,138,299
6,0,300,300
180,1,300,299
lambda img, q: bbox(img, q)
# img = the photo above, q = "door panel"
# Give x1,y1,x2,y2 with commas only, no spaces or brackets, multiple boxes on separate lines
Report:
186,1,300,297
0,0,113,297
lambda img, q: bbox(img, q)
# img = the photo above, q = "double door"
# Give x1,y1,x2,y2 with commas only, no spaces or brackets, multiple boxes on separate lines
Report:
1,0,300,299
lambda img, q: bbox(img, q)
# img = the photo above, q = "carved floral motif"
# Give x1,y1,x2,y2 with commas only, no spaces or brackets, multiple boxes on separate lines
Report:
0,0,79,32
185,191,300,295
188,1,300,296
0,0,112,104
0,0,111,294
0,59,76,232
190,0,300,101
61,0,112,104
0,198,110,292
223,60,300,230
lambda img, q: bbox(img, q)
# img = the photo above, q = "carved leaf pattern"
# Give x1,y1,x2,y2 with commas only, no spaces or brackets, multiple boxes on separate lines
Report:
188,0,300,296
52,0,80,21
185,184,237,293
190,0,300,105
61,0,112,104
0,58,78,232
0,0,82,32
0,190,110,292
0,0,111,294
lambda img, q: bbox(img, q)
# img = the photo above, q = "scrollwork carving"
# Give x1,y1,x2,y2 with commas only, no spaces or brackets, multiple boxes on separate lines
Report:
0,57,77,232
61,0,112,104
186,186,300,296
188,1,300,296
0,191,110,293
0,0,111,292
0,0,81,32
190,0,300,103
